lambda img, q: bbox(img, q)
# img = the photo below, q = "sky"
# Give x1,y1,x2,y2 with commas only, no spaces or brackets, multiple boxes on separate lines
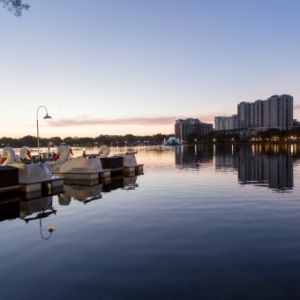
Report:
0,0,300,137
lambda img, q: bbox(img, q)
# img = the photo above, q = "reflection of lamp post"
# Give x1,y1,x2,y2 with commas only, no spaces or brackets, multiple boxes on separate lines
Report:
39,218,56,240
36,106,52,156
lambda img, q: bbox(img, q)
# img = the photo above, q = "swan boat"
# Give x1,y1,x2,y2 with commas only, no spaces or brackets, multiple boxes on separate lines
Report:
120,152,144,174
0,147,64,195
50,145,111,184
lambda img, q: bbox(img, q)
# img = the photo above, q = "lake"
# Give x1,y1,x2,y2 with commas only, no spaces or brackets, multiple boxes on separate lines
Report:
1,144,300,300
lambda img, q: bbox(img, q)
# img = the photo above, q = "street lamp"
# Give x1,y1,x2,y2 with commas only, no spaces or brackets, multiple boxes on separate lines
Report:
36,105,52,155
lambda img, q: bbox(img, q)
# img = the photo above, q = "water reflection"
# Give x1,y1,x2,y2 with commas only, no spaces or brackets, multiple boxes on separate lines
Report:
0,195,57,240
59,184,103,205
176,144,300,192
238,146,294,191
0,175,139,240
0,195,55,223
59,176,138,205
175,144,213,168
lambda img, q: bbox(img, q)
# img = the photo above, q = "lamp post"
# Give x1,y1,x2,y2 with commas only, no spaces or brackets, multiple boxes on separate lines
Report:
36,105,52,156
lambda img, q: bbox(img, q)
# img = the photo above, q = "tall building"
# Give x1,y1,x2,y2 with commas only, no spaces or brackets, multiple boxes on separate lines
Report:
175,118,213,140
266,95,293,129
215,115,238,131
237,94,293,130
253,100,264,128
237,102,251,129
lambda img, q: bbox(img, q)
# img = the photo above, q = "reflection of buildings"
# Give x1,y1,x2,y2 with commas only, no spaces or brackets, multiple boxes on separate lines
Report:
175,145,213,168
237,147,294,191
175,144,299,192
215,145,239,171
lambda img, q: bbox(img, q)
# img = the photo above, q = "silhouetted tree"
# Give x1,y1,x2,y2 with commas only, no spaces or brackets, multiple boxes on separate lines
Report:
0,0,30,16
48,137,63,146
19,135,36,147
0,137,17,147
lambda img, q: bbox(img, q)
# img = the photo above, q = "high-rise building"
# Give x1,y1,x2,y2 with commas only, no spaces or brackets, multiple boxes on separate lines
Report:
215,115,238,131
237,102,251,129
253,100,264,128
237,95,293,130
266,95,293,129
175,118,213,140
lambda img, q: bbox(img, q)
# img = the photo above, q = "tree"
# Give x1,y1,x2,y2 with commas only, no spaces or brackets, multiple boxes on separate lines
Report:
48,136,62,145
19,135,36,147
0,0,30,16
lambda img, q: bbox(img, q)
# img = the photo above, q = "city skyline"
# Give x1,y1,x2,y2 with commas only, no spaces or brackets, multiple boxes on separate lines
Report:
215,94,294,132
1,0,300,137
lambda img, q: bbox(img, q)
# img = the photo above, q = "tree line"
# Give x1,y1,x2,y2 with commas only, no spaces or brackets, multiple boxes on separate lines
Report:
2,127,300,148
0,134,173,148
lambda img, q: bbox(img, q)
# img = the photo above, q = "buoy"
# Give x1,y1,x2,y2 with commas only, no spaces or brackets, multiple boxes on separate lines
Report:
48,226,56,233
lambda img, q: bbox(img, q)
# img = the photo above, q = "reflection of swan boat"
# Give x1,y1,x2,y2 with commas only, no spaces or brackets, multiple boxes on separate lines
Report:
0,147,63,195
0,195,57,240
0,195,55,223
58,176,138,205
102,176,138,192
60,184,103,204
50,145,111,184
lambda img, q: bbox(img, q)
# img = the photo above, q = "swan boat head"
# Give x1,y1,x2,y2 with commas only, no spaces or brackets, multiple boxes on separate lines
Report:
20,146,32,161
55,145,73,163
0,147,17,166
1,146,52,183
52,145,103,174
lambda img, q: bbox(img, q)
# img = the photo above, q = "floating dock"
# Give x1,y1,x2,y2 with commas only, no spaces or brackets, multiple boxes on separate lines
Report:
0,166,64,199
53,169,111,185
101,154,144,177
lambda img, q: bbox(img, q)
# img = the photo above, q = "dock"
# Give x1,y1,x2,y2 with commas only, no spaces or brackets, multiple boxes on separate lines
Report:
0,166,64,199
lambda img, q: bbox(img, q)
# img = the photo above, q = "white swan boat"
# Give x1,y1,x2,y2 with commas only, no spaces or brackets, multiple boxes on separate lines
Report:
50,145,111,184
119,153,144,174
102,153,143,175
0,147,63,194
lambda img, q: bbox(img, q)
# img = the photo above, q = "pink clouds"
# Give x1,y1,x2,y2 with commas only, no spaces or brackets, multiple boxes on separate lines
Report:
45,115,215,127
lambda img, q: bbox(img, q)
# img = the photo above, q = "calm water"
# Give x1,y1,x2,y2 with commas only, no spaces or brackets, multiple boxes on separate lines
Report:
1,144,300,300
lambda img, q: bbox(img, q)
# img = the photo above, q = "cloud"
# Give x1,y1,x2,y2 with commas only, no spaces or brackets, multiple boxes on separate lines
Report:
45,115,215,127
46,116,180,127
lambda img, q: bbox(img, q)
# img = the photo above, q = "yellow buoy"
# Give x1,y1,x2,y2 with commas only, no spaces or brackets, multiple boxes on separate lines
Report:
48,226,56,233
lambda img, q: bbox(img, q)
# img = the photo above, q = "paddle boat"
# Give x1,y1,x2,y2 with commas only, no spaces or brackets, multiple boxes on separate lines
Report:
101,152,144,176
50,145,111,184
0,147,63,195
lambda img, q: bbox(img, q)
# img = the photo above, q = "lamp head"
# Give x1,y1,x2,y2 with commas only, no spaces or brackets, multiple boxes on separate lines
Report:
43,113,52,119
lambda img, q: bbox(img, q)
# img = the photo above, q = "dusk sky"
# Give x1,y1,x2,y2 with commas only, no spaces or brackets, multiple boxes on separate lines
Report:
1,0,300,137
